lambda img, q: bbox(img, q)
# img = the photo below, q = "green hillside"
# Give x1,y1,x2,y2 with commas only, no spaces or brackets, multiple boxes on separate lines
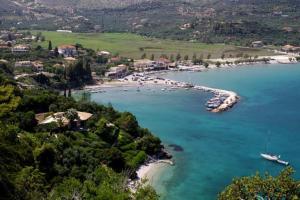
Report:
2,0,300,45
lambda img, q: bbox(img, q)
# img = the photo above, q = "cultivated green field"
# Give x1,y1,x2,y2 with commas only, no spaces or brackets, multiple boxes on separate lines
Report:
34,31,274,59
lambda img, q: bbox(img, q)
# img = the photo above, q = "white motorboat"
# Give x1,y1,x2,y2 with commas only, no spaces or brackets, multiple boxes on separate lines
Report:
260,153,289,166
260,153,279,161
261,132,289,166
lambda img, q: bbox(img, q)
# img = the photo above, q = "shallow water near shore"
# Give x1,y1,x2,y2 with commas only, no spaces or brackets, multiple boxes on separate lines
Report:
89,63,300,199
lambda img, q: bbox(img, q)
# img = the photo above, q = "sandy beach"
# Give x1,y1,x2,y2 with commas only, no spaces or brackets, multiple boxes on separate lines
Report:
135,159,174,188
209,54,298,64
127,159,174,194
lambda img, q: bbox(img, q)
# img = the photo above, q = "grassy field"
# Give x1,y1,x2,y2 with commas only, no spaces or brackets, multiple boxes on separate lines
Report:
34,31,275,59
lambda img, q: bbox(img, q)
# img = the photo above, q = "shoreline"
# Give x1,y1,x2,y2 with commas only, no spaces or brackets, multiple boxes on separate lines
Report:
136,159,174,182
84,54,299,91
82,56,300,197
81,56,299,196
84,72,240,113
82,55,299,113
127,158,174,193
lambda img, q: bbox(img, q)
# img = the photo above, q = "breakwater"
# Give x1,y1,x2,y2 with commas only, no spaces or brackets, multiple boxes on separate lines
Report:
122,73,239,113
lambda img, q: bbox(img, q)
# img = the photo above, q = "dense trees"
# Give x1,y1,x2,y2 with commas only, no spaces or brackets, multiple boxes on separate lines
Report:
18,111,37,131
115,112,139,136
218,167,300,200
0,85,21,118
15,167,47,199
0,73,162,199
67,57,92,87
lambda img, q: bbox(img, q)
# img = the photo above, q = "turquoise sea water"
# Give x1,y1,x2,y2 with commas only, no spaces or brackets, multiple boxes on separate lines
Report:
90,63,300,199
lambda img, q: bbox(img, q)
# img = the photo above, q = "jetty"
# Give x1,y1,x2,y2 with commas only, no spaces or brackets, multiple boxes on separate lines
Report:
194,86,239,112
120,73,239,113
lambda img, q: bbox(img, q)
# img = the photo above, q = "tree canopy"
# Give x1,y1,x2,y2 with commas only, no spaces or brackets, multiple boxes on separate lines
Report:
218,167,300,200
0,75,161,199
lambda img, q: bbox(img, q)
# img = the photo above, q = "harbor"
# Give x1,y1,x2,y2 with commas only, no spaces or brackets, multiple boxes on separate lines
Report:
120,73,239,113
85,73,239,113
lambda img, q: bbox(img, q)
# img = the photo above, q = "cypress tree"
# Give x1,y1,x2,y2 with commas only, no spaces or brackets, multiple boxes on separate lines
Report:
48,41,52,50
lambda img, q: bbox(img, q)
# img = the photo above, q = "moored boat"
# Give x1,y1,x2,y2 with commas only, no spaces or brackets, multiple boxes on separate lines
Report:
260,153,279,161
260,153,289,166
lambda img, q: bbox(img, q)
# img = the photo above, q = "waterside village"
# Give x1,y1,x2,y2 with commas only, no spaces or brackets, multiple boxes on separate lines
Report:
1,30,300,113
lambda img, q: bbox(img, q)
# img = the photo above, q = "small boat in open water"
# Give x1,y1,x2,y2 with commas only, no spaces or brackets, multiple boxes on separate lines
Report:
260,153,289,166
261,153,279,161
261,131,289,166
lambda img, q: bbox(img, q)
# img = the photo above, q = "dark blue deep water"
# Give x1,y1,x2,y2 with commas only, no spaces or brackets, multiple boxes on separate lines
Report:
90,64,300,199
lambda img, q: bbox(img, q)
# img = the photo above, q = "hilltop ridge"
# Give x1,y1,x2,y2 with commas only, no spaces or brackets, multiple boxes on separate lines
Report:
1,0,300,45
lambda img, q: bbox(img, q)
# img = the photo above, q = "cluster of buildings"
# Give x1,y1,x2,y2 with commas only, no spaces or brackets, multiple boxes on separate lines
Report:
0,31,35,54
103,58,176,79
133,58,175,72
0,43,31,54
281,45,300,53
11,43,79,73
11,44,31,54
14,60,44,71
0,30,36,51
250,41,300,55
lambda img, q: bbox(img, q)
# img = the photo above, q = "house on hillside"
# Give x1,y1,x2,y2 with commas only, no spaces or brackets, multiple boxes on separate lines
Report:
251,41,264,48
12,44,30,54
36,111,93,129
58,45,77,57
14,61,33,68
105,64,128,79
32,61,44,72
